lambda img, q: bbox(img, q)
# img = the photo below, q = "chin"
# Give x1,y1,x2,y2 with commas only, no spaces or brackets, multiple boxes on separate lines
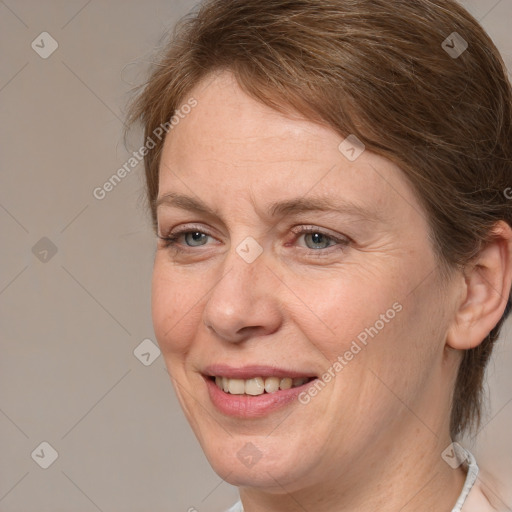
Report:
199,433,313,490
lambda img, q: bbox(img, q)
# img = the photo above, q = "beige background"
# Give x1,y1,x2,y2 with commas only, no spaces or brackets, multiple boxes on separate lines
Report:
0,1,511,511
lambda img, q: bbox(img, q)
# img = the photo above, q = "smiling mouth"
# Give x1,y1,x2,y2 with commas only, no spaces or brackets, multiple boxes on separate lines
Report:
210,376,316,395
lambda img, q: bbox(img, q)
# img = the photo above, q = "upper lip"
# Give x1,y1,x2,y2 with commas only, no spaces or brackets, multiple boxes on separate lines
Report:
202,364,317,379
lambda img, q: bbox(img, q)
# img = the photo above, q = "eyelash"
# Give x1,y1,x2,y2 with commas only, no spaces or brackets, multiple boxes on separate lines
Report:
157,225,350,256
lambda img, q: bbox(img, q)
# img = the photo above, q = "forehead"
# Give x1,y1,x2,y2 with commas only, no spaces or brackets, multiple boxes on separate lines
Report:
157,71,426,227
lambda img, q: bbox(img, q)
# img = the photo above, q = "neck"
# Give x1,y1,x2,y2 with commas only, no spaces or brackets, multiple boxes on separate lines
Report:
238,423,467,512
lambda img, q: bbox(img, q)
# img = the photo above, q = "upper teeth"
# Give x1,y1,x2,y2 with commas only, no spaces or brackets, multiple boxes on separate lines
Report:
214,376,311,395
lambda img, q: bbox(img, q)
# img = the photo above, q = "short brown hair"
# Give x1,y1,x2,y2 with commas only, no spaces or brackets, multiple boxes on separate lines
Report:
127,0,512,438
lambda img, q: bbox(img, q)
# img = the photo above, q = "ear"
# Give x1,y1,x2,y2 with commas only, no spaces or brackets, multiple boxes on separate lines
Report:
447,221,512,350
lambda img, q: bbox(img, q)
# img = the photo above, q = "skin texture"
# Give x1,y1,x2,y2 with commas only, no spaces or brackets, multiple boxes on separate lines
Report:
151,71,512,512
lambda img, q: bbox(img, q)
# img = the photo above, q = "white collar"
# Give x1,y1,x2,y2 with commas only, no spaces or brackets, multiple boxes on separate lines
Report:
451,444,480,512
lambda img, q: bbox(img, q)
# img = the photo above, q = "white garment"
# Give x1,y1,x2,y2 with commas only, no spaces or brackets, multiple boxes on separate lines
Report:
224,446,492,512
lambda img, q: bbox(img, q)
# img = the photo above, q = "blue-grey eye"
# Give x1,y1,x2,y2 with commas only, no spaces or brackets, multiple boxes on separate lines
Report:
303,232,335,249
184,232,209,246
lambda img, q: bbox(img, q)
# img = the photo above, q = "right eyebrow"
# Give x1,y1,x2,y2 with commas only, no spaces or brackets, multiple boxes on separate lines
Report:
154,192,220,217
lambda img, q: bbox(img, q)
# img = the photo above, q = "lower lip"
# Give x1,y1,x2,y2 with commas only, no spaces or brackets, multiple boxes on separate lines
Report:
203,376,317,418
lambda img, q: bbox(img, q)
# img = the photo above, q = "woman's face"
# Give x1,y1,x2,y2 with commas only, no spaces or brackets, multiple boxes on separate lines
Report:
152,71,459,492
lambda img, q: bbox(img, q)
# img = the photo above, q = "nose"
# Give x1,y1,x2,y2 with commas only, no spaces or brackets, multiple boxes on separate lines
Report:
202,244,282,343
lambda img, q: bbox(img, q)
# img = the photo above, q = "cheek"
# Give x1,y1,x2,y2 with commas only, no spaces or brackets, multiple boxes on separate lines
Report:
287,266,405,356
290,254,442,388
151,257,202,355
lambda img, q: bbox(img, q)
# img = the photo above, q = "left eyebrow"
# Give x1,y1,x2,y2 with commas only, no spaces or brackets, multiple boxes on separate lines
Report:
266,196,382,223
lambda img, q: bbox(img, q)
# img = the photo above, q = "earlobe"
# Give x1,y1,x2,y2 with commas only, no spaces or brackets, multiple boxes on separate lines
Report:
446,221,512,351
